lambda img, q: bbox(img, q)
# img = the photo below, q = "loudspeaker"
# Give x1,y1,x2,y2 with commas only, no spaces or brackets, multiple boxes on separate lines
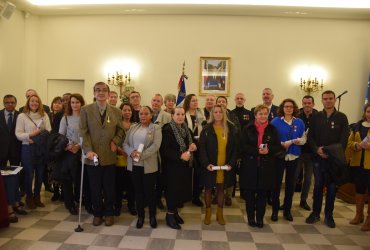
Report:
1,1,16,20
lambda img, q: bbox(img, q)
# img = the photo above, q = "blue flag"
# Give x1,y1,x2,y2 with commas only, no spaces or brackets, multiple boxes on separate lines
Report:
176,75,186,106
366,73,370,105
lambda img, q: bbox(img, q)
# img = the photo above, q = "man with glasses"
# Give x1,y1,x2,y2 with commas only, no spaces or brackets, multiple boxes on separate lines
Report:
1,94,27,223
80,82,125,227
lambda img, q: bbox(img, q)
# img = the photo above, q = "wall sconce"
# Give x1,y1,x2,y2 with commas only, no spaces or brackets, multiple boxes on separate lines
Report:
292,64,327,95
300,77,324,95
107,71,134,101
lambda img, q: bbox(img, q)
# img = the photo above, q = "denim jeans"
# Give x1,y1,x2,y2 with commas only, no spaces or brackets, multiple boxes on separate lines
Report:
312,156,337,218
21,145,44,197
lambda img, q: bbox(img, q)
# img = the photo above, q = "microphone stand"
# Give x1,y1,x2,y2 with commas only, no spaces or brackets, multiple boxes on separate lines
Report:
337,96,342,111
336,91,348,111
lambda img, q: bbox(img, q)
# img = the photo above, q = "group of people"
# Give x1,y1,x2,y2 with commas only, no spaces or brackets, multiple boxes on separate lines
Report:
0,83,369,232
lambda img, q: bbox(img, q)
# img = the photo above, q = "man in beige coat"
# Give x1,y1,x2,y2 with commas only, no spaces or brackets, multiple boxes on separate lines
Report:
80,82,125,227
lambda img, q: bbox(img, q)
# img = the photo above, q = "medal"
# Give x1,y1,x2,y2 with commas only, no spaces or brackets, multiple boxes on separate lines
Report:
107,115,110,124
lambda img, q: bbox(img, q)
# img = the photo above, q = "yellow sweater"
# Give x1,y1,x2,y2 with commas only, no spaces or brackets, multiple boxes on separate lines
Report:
215,126,227,183
347,126,370,170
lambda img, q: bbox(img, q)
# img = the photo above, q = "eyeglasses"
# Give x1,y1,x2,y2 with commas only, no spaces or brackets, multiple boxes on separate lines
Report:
4,101,16,104
130,95,140,99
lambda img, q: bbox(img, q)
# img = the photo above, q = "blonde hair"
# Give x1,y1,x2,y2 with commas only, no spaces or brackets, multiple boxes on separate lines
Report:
23,95,45,116
208,104,230,138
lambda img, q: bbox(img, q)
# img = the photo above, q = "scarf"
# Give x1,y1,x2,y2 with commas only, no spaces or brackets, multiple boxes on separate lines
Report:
255,120,268,147
170,120,194,166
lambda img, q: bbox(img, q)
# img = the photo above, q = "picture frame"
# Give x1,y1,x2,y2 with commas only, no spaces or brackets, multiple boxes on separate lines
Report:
199,56,230,96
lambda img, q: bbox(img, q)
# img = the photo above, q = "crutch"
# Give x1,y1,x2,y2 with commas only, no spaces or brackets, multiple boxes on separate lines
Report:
75,137,85,232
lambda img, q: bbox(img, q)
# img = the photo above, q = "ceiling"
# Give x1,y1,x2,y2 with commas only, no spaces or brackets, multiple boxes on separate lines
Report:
8,0,370,20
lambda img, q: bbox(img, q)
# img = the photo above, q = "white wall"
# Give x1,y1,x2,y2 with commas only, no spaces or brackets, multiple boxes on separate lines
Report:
1,12,369,123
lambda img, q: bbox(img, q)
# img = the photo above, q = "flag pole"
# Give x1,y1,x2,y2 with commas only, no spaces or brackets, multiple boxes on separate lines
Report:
182,61,188,80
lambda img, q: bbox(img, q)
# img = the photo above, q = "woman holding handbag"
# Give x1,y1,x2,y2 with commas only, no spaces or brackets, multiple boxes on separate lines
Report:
16,94,51,209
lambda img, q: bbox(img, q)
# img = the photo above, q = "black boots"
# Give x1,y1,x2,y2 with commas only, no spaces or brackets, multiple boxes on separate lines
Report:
166,213,181,229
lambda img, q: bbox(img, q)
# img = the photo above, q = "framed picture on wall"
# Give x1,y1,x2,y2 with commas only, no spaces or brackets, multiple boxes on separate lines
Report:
199,56,230,96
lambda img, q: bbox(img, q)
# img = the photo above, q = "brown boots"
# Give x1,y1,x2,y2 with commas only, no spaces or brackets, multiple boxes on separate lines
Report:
361,197,370,231
204,208,211,225
26,196,36,209
204,207,226,225
33,196,45,207
216,207,225,225
350,194,365,225
26,196,45,209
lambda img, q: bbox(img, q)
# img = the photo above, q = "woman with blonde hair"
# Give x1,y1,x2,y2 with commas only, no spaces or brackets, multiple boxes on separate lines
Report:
16,95,51,209
199,104,237,225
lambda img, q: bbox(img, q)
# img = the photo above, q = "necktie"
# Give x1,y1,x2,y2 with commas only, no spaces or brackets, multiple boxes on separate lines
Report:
7,112,13,131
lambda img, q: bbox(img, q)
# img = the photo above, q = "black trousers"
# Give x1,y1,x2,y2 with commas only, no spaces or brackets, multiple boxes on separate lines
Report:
272,158,299,213
244,189,268,222
86,164,116,217
115,167,135,209
60,151,80,209
131,165,157,218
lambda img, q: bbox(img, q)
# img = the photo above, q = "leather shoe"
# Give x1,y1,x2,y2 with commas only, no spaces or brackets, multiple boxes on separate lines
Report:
247,217,256,227
150,216,157,228
128,206,137,216
136,217,144,228
283,211,293,221
166,213,181,229
174,212,184,224
256,221,264,228
93,216,103,226
300,200,311,211
271,211,278,222
324,216,336,228
13,205,28,215
105,216,114,226
68,206,78,215
306,212,320,224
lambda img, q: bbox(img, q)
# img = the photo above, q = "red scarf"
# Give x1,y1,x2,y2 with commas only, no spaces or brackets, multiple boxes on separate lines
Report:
255,120,268,147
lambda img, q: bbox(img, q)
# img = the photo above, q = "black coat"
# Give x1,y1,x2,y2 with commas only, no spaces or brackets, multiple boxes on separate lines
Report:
199,123,238,189
239,123,282,191
160,123,193,205
0,109,21,165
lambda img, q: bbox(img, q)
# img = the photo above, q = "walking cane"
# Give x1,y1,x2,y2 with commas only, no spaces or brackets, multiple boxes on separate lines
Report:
75,137,85,232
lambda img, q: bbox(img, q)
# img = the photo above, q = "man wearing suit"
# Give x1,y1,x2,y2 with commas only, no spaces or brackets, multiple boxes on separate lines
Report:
151,94,171,127
151,94,171,209
0,94,26,222
80,82,125,227
251,88,278,122
0,95,21,167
